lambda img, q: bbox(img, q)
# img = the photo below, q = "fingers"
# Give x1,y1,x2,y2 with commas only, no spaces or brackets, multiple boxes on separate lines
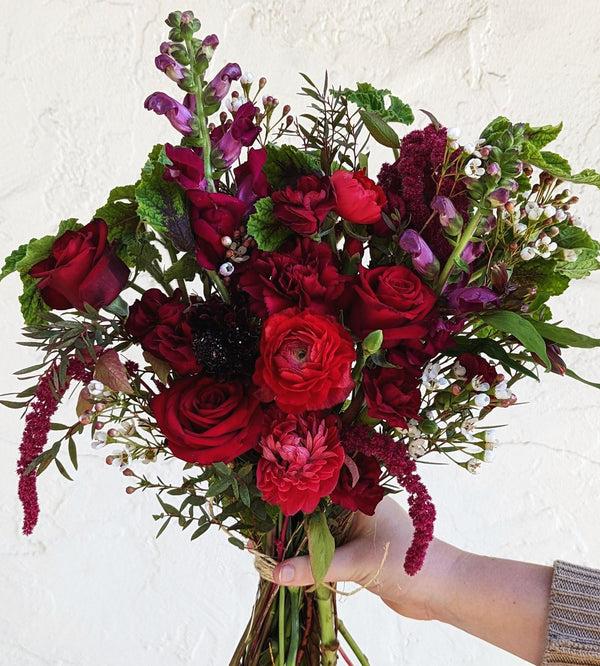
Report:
273,543,360,587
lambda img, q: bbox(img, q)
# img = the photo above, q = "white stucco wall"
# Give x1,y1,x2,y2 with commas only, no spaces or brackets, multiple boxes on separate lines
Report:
1,1,600,664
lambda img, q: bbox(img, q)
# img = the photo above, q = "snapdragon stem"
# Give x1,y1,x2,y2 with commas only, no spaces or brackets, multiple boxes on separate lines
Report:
285,587,301,666
315,584,338,665
436,209,483,292
338,620,370,666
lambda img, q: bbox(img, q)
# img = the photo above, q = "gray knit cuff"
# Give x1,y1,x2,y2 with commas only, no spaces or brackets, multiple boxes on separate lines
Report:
543,561,600,665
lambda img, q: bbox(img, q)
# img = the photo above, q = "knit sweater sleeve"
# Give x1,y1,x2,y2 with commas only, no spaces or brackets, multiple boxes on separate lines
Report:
542,561,600,665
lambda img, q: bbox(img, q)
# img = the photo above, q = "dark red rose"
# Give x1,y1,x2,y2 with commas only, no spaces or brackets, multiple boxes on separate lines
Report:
253,309,355,413
331,169,386,224
163,143,205,190
257,411,344,515
151,375,263,464
272,175,335,236
456,353,499,385
125,288,199,375
29,219,129,311
363,365,422,428
331,453,385,516
346,265,437,348
187,191,247,269
234,147,269,206
238,237,349,318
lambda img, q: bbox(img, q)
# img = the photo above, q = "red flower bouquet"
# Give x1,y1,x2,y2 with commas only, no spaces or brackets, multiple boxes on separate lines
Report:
3,9,600,665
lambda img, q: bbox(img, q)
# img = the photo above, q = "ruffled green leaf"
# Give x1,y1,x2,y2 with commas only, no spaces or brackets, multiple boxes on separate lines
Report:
263,144,321,189
337,83,413,124
246,197,292,251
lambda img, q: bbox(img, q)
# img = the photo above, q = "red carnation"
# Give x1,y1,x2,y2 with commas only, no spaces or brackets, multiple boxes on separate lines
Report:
456,353,499,385
331,169,386,224
253,309,355,413
125,288,199,375
272,175,335,236
331,453,385,516
257,411,344,515
363,365,422,428
346,265,437,349
238,237,349,318
151,375,263,465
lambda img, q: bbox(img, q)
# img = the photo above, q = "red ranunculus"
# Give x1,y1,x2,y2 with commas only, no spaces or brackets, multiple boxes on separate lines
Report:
187,191,247,269
257,411,344,515
151,375,263,464
125,288,199,375
331,169,386,224
347,265,437,348
456,353,499,385
253,309,355,413
331,453,385,516
272,175,335,236
238,237,349,318
363,365,422,428
163,143,205,190
29,219,129,311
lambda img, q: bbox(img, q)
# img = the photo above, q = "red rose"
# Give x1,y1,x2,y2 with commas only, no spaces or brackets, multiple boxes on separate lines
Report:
163,143,205,190
363,365,422,428
125,289,199,375
238,237,349,318
151,375,263,464
456,353,499,385
253,309,355,413
272,175,335,236
187,191,247,269
347,265,437,348
257,411,344,515
331,169,386,224
331,453,385,516
29,219,129,311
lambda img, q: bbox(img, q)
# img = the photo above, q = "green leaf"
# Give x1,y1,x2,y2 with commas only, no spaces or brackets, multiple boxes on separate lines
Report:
19,274,49,326
521,143,600,189
336,83,414,124
565,368,600,390
228,536,245,550
530,321,600,348
263,144,321,189
246,197,292,251
191,521,211,540
306,510,335,586
68,438,78,471
512,257,570,308
0,244,28,281
55,458,73,481
449,335,538,380
0,399,29,409
164,253,200,282
480,116,512,144
523,122,562,149
359,109,400,149
481,310,550,368
553,224,600,280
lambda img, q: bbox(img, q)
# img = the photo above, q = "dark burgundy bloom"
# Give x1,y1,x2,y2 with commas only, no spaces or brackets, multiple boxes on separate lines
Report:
456,353,499,385
144,92,195,135
125,288,199,375
331,453,385,516
363,365,422,428
238,237,349,318
211,102,261,166
187,191,247,269
272,175,335,236
164,143,205,191
30,219,130,311
206,63,242,102
234,147,269,206
447,286,499,313
331,169,386,224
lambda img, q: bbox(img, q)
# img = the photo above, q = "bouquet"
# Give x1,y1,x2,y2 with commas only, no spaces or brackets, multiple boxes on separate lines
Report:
4,9,600,665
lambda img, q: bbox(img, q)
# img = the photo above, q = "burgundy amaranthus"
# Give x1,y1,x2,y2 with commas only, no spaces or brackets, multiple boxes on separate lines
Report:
17,358,92,535
342,424,436,575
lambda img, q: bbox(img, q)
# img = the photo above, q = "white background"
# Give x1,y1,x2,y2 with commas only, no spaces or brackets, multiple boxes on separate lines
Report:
1,1,600,664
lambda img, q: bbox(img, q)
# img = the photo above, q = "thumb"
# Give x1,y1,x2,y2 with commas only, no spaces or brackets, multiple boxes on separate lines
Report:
273,543,361,587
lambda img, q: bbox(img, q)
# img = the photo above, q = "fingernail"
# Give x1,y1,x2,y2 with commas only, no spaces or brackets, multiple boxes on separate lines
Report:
279,564,295,583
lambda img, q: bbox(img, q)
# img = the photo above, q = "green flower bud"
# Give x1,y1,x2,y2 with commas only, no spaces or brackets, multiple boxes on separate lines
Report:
362,329,383,356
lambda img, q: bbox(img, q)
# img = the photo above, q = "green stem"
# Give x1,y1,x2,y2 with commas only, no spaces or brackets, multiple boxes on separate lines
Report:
147,261,173,295
206,269,231,304
167,246,189,302
315,584,338,665
127,282,146,296
285,587,301,666
436,209,483,293
278,585,286,666
338,621,369,666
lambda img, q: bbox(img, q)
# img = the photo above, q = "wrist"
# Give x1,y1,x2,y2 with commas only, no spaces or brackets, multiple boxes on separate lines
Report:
424,540,471,625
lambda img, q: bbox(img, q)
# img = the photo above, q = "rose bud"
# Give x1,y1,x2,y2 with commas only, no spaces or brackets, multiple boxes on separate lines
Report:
399,229,440,280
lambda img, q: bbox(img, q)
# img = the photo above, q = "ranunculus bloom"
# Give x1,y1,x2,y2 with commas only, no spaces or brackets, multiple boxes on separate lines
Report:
125,288,199,375
144,92,195,135
211,101,261,166
447,286,499,313
206,63,242,102
253,309,355,413
151,375,263,465
187,191,247,269
272,175,335,236
238,237,349,318
456,353,499,385
30,219,130,311
331,453,385,516
399,229,440,280
234,148,269,206
363,365,422,428
164,143,205,191
346,265,437,348
331,169,386,224
257,411,344,515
